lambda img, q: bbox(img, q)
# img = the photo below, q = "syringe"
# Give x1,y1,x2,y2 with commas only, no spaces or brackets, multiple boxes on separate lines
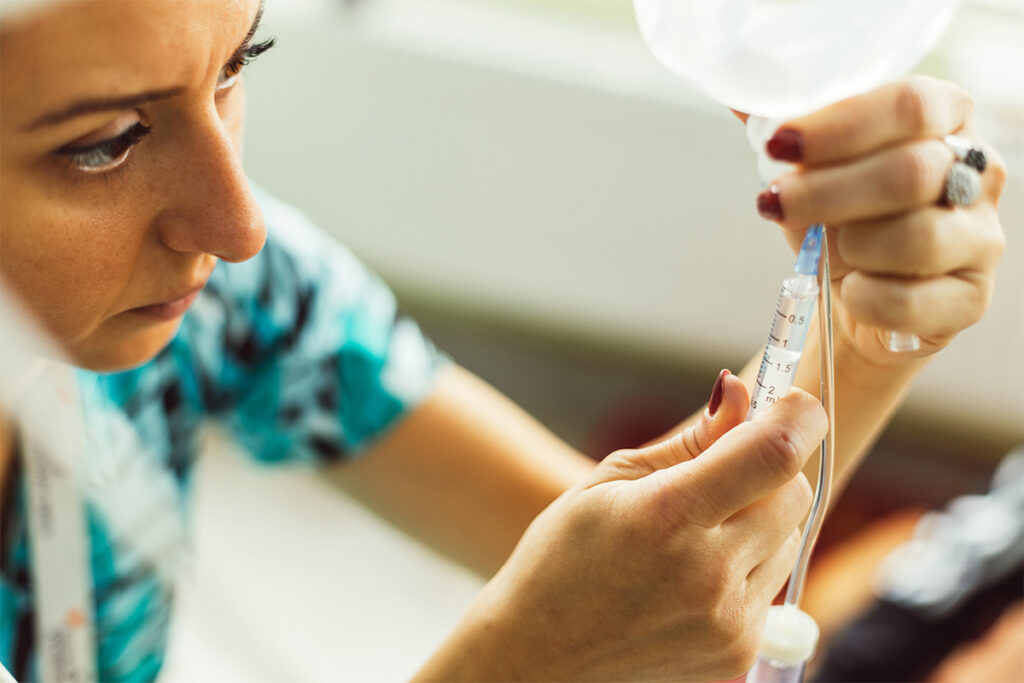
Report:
744,223,830,683
746,224,822,421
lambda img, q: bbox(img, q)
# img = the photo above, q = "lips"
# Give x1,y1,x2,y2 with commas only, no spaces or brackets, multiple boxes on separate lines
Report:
128,284,205,321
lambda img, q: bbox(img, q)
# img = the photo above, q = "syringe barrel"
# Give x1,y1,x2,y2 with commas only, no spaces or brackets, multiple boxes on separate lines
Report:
747,274,818,421
746,656,806,683
774,274,818,352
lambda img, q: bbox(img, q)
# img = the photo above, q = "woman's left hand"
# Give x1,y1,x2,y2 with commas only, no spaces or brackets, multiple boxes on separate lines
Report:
753,76,1006,366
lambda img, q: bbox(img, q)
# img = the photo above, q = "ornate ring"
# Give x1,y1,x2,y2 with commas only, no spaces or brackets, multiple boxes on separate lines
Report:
944,134,987,173
944,161,982,207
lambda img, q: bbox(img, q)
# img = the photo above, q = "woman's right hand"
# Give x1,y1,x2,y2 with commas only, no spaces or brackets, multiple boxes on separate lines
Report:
416,373,828,682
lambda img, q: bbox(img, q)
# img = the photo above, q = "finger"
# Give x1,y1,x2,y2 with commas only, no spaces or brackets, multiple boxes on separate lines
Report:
623,372,749,476
776,222,856,282
836,204,1005,278
655,390,827,528
762,140,954,229
764,77,973,165
596,371,749,481
839,269,995,338
746,528,802,601
723,473,813,568
676,371,750,460
979,141,1009,205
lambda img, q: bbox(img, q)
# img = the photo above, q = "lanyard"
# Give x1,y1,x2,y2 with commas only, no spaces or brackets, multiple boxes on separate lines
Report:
20,362,97,683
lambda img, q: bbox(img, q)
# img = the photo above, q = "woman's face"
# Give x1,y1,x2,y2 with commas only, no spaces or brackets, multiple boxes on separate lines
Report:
0,0,268,371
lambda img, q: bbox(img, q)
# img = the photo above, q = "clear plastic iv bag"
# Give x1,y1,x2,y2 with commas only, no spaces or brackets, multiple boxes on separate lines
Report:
633,0,962,118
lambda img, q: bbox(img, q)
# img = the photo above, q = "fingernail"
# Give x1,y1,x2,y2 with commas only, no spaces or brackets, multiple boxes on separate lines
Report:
767,127,803,162
708,369,730,416
757,185,784,221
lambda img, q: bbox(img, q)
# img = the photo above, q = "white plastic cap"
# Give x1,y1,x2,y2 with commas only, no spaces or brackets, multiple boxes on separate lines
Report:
745,116,795,186
758,604,820,665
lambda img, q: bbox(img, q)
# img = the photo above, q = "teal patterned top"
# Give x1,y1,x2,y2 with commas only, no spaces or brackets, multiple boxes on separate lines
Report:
0,186,446,681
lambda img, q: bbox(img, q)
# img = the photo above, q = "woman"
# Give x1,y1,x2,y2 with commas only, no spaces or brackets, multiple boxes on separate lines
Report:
0,0,1006,681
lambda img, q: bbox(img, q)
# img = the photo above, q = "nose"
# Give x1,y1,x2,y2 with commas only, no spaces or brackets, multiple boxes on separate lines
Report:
152,110,266,263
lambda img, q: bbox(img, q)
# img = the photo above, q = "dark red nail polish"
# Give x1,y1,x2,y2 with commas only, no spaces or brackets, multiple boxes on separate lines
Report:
757,185,784,221
767,128,804,162
708,369,730,416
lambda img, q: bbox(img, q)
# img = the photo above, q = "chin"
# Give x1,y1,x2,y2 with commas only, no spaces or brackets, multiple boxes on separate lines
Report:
69,318,184,373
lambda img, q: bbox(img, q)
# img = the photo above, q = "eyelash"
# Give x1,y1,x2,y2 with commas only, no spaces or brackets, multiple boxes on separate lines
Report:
218,37,277,90
56,36,276,176
56,122,152,174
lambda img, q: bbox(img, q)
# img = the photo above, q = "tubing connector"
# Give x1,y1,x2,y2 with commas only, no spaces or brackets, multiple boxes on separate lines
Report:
759,604,820,666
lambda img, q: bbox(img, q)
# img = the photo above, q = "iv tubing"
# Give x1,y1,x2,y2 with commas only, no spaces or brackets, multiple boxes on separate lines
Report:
784,226,835,607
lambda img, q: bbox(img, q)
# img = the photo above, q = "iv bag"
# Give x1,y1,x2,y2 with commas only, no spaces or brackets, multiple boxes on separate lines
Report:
634,0,963,118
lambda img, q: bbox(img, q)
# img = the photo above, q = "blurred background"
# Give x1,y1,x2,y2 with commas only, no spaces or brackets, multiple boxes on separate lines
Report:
162,0,1024,680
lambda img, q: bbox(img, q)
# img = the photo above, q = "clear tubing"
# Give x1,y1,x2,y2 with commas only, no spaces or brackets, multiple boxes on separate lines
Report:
784,227,835,608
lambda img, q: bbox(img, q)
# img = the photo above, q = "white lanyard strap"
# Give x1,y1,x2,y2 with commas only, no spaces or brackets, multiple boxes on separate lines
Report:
21,363,97,683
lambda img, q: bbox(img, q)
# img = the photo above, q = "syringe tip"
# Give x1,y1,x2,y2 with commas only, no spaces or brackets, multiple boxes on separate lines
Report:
794,224,823,275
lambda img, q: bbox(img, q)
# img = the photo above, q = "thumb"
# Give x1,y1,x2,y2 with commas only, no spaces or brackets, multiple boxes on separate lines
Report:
598,370,750,481
676,369,750,460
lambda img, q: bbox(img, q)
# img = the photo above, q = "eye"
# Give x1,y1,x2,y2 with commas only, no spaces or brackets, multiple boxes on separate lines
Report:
56,122,152,173
216,36,277,93
216,63,241,92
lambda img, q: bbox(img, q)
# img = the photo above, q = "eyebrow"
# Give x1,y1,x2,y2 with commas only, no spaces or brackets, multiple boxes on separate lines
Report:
25,0,266,132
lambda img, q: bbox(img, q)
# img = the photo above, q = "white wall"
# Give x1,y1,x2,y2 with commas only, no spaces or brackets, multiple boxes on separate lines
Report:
243,0,1024,435
161,3,1023,678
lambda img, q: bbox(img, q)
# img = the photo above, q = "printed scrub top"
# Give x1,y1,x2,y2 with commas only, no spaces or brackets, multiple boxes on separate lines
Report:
0,186,447,681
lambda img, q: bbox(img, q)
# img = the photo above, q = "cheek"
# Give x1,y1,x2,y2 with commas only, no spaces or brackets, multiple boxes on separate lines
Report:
0,181,148,345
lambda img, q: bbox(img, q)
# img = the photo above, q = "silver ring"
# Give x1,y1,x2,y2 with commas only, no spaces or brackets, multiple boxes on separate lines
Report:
945,134,987,173
944,161,982,207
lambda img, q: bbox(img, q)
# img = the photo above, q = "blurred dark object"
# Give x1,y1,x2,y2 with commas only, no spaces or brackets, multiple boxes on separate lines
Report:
583,393,685,459
812,448,1024,683
929,602,1024,683
812,564,1022,682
